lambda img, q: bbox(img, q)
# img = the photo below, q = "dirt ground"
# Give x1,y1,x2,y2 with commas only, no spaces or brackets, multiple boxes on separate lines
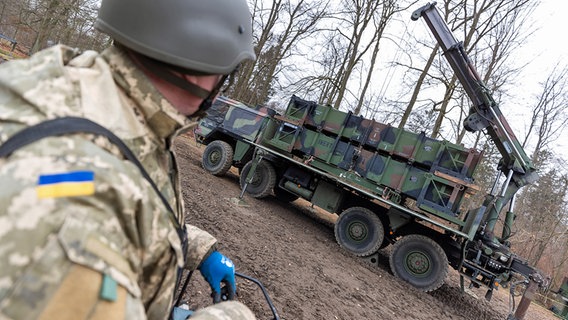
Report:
174,134,556,320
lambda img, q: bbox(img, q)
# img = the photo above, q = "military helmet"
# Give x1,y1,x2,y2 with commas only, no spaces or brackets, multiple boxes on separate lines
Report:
95,0,256,75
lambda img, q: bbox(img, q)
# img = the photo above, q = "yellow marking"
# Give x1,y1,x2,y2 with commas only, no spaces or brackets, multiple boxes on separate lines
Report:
36,182,95,198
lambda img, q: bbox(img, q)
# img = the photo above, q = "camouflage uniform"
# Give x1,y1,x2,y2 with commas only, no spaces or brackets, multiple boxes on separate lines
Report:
0,45,255,320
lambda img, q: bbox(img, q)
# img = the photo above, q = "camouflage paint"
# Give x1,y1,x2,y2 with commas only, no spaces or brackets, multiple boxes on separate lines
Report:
271,95,482,218
201,93,482,221
282,95,317,122
282,96,482,180
195,96,275,144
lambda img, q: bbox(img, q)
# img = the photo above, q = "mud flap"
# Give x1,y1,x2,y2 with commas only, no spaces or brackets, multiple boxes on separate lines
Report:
362,252,380,267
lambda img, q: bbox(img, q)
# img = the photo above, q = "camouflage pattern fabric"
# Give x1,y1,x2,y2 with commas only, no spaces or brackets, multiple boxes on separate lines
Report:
189,301,256,320
0,45,254,319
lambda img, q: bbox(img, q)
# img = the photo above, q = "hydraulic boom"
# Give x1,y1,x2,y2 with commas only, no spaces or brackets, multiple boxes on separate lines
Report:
411,2,539,241
412,3,546,319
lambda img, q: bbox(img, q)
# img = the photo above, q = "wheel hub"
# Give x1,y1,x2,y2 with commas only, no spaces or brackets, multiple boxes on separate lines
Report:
209,151,221,163
405,251,430,276
347,221,368,242
250,171,262,185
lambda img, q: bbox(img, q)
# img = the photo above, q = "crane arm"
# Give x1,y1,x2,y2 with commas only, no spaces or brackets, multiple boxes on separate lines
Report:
411,2,536,176
411,2,539,242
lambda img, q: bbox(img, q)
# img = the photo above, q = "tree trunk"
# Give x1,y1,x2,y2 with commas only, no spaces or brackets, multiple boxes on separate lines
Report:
398,44,439,129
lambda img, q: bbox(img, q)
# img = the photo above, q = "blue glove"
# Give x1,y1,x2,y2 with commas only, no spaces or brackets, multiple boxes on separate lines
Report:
199,251,236,303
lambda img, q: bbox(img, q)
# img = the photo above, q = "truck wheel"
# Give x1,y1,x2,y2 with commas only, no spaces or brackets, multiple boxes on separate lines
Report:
240,160,276,198
273,186,299,202
389,234,448,292
335,207,384,257
202,140,234,176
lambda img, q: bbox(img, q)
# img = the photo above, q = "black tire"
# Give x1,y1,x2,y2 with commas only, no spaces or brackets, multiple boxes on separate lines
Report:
239,160,276,198
273,186,299,202
334,207,384,257
389,234,448,292
202,140,233,176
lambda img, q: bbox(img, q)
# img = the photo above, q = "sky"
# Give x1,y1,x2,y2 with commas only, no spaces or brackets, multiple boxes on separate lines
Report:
513,0,567,95
508,0,568,160
400,0,568,161
521,0,567,76
373,1,568,161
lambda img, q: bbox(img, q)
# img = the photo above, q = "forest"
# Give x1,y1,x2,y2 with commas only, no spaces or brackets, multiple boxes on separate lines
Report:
1,0,567,300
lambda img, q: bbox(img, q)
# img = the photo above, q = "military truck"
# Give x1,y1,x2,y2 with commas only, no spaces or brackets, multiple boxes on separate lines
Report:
194,3,546,319
549,277,568,319
194,95,277,177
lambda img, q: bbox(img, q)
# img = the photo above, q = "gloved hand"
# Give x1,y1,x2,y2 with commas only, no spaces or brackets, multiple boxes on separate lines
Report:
199,251,236,303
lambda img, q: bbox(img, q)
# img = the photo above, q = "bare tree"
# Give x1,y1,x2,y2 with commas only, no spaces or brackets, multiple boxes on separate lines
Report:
512,66,568,271
548,227,568,290
324,0,383,109
397,0,537,143
352,1,412,115
230,0,282,104
0,0,106,55
230,0,327,106
521,65,568,163
514,166,568,268
283,38,342,103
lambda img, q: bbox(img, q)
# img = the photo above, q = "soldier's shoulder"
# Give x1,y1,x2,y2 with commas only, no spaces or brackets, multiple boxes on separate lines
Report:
0,45,78,75
2,133,143,183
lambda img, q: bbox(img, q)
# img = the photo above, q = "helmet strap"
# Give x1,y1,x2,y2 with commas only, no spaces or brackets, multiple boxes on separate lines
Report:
195,74,229,117
135,54,213,99
127,49,232,117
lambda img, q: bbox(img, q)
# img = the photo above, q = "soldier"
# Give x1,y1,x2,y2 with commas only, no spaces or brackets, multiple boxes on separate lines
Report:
0,0,256,319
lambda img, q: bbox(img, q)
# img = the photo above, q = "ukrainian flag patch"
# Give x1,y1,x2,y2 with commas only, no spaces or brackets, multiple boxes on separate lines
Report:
37,170,95,199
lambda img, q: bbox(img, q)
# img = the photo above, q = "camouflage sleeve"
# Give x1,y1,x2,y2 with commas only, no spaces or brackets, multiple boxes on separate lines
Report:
0,136,182,319
184,224,217,270
190,301,256,320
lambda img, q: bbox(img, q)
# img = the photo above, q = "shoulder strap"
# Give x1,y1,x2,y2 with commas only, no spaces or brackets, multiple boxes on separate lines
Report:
0,117,186,242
